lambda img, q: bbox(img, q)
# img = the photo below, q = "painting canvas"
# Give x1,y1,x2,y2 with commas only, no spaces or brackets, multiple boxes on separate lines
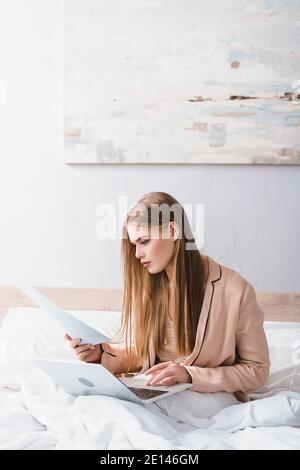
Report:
64,0,300,164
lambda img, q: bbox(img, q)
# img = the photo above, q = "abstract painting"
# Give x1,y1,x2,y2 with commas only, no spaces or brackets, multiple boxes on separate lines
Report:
64,0,300,164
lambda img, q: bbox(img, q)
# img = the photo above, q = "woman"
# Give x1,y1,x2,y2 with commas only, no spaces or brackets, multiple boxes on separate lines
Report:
65,191,270,403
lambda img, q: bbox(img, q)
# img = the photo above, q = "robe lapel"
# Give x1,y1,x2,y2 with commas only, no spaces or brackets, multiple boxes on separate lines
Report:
181,255,222,367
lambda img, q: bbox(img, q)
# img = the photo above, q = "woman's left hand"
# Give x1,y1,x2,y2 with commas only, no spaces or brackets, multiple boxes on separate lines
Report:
145,361,192,386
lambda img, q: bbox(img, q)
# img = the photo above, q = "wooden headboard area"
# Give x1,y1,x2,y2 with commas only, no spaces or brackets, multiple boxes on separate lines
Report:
0,287,300,326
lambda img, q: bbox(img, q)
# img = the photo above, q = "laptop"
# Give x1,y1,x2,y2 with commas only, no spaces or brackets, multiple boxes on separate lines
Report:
32,358,192,405
20,285,192,404
18,285,111,345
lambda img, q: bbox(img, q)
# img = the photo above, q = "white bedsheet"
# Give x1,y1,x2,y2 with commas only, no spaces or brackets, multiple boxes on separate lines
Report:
0,364,299,450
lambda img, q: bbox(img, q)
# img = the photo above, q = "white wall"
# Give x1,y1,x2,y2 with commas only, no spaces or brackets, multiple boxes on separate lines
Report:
0,0,299,291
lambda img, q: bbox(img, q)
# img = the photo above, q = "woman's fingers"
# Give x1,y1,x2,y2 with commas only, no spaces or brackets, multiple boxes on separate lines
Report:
64,332,96,361
158,376,177,386
145,361,173,376
75,344,95,354
145,361,174,385
156,375,177,387
77,350,93,361
146,370,171,386
69,338,82,348
64,332,82,347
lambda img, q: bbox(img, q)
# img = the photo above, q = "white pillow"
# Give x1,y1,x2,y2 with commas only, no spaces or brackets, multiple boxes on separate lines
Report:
0,307,122,372
249,321,300,398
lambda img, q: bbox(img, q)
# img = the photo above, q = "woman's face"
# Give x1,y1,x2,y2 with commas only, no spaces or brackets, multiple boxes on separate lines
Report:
127,223,176,276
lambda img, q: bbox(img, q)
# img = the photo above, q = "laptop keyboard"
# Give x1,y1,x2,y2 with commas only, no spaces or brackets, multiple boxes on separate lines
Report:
128,387,169,400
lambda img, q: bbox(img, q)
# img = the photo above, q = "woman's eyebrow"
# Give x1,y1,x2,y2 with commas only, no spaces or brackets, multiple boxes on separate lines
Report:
130,236,147,245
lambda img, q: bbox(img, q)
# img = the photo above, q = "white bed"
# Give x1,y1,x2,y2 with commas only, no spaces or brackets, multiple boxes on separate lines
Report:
0,288,299,450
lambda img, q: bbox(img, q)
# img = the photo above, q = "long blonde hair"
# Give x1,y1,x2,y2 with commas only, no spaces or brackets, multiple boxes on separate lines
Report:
114,192,206,372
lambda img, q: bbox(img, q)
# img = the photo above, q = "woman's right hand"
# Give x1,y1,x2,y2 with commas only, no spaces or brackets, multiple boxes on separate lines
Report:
64,333,102,364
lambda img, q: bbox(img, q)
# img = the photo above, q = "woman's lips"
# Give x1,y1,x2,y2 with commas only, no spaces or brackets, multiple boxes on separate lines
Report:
142,262,151,267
